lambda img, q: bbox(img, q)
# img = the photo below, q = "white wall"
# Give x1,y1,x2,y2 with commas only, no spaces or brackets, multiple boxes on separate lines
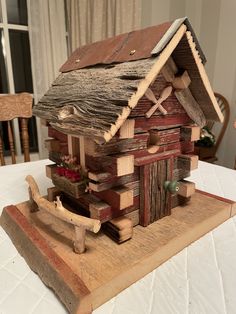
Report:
141,0,236,169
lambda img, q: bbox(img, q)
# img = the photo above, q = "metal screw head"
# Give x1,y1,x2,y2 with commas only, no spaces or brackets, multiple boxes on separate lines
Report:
130,49,136,55
75,59,80,63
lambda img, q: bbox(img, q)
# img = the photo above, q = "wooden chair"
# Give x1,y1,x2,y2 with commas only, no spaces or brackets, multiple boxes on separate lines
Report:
0,93,33,165
194,92,230,163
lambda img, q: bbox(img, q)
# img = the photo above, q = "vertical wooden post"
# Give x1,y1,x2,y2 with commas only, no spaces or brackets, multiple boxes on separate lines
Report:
21,118,30,162
79,136,86,171
7,121,16,164
74,226,86,254
0,132,5,165
140,165,150,226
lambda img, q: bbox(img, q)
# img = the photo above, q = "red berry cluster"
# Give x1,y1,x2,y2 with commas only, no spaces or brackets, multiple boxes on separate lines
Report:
56,155,82,182
56,167,81,182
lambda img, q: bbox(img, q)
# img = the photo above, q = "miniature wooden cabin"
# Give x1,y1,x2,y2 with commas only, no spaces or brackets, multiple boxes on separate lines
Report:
33,18,223,243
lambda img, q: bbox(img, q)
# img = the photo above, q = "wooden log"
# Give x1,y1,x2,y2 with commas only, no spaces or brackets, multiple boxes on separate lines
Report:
173,168,190,181
178,180,195,198
46,164,57,179
177,154,198,171
88,169,139,192
175,88,206,128
134,113,192,133
172,70,191,90
180,141,194,154
88,171,112,182
89,196,139,223
103,217,133,243
124,209,140,226
124,180,140,197
115,155,134,176
131,142,181,159
47,186,61,202
118,119,135,139
134,149,180,166
149,128,180,146
89,201,112,222
181,125,201,142
85,134,148,157
94,186,134,210
52,174,86,199
86,154,134,177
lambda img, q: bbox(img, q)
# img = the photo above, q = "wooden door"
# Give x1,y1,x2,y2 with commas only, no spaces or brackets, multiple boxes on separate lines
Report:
140,157,173,226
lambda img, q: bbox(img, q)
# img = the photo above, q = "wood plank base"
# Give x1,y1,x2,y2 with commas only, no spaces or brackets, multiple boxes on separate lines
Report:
1,191,235,314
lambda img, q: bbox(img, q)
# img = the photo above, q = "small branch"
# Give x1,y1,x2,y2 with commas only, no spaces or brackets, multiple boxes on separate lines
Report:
25,175,101,233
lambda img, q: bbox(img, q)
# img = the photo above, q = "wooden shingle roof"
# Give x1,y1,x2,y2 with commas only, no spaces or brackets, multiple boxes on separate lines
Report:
34,18,223,143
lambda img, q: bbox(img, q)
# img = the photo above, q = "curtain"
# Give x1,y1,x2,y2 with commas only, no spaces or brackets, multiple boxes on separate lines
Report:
66,0,142,53
27,0,68,158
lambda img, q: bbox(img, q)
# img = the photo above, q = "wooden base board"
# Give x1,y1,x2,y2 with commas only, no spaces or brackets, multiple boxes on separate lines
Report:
1,191,235,314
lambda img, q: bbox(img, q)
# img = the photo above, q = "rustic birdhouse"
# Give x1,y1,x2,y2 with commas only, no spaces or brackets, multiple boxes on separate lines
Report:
33,17,223,244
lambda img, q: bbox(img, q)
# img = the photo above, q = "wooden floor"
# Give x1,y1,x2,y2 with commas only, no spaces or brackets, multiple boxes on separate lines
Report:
1,191,235,314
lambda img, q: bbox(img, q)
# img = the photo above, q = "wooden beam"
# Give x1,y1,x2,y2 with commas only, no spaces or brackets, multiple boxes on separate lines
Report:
68,134,80,157
89,201,112,222
86,154,134,177
118,119,135,139
177,154,198,171
139,164,150,226
88,171,111,182
88,171,139,193
175,88,206,128
84,134,148,157
185,31,224,122
172,70,191,90
181,125,201,142
103,217,133,243
95,186,134,210
178,180,195,198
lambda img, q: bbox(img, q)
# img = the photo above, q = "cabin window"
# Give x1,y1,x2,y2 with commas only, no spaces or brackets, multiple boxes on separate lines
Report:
0,0,38,157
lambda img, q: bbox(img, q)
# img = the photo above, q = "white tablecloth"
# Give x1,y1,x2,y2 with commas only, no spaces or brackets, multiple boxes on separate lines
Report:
0,160,236,314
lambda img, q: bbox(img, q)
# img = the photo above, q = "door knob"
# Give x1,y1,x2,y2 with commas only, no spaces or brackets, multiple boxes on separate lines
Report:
164,180,179,194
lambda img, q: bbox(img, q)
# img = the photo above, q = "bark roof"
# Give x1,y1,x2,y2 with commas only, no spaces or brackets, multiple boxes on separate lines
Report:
33,18,223,143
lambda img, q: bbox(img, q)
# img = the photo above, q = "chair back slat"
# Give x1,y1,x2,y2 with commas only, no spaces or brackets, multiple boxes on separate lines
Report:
21,118,30,162
7,121,16,164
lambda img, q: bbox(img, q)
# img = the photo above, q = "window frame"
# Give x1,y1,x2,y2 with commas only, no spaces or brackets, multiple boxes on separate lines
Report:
0,0,30,155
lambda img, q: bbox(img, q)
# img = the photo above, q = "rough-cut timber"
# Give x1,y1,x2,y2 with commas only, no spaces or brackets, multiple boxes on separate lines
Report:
33,19,223,144
34,57,158,143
